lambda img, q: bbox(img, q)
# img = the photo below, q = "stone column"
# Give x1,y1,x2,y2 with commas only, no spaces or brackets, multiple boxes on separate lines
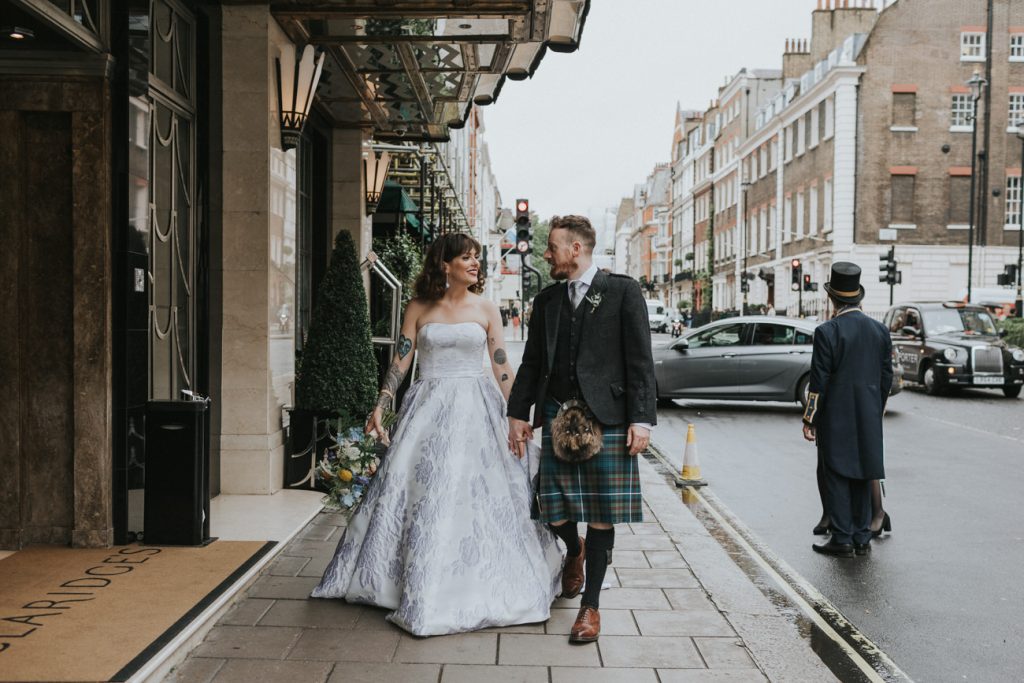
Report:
332,128,370,254
218,6,277,493
831,79,859,261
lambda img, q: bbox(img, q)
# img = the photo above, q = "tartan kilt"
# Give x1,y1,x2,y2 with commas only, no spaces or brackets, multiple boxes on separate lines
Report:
534,399,643,524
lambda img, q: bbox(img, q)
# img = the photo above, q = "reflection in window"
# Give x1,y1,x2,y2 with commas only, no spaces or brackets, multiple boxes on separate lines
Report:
752,324,795,346
689,323,745,348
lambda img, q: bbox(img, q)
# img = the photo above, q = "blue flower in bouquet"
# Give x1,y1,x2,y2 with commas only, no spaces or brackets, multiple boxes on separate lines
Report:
341,492,356,507
347,427,363,442
354,475,370,486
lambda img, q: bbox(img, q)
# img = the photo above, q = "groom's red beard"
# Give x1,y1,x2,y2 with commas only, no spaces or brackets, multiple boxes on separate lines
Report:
548,263,570,280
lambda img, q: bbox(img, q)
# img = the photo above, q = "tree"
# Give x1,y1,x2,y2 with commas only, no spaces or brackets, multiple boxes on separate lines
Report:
529,218,554,293
295,230,378,419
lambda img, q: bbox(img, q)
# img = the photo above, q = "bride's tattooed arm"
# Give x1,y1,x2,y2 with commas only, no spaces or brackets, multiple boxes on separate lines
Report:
367,303,423,439
486,304,515,401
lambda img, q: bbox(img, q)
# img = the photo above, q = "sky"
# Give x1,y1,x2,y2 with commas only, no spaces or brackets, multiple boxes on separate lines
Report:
484,0,833,223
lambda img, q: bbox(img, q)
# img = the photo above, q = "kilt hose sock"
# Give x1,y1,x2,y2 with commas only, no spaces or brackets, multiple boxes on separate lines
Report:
549,522,582,557
581,526,615,608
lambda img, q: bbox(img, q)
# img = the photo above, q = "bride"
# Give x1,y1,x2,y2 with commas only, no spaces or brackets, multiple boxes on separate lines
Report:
311,232,562,636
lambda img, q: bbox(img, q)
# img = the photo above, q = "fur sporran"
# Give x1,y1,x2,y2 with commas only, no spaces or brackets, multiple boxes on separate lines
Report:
550,400,603,463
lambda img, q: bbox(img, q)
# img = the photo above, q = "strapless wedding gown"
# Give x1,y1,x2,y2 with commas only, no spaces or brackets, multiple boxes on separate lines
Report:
311,322,562,636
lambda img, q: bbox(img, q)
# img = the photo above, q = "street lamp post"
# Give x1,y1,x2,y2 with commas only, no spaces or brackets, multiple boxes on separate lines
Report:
1015,119,1024,317
966,70,987,304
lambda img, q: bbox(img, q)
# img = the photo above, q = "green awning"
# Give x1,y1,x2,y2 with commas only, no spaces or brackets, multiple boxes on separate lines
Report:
377,181,425,235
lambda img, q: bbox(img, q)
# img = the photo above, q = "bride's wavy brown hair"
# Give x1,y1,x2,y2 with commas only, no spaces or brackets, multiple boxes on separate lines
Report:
413,233,486,300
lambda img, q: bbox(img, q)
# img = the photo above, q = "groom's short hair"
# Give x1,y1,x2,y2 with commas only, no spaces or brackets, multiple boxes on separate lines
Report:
550,215,596,251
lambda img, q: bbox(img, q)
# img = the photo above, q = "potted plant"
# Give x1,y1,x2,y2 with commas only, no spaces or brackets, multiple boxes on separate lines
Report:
287,230,379,490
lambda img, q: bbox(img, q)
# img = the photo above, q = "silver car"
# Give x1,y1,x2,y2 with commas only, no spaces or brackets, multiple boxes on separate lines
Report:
653,316,902,408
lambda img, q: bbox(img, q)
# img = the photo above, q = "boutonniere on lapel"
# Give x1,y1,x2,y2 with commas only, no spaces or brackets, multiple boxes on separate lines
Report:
585,292,603,313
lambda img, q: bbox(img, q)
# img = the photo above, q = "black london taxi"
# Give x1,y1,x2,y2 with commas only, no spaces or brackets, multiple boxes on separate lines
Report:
883,302,1024,398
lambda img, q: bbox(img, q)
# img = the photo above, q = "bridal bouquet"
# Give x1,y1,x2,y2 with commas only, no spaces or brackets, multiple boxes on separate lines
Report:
316,412,395,512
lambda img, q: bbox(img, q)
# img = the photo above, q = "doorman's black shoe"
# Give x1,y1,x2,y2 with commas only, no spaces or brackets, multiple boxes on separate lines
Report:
812,540,855,558
854,542,871,556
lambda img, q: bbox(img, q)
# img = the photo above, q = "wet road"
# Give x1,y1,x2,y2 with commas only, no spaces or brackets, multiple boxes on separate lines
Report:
649,334,1024,682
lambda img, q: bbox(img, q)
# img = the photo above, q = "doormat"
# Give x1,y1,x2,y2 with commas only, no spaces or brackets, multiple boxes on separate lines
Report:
0,540,275,682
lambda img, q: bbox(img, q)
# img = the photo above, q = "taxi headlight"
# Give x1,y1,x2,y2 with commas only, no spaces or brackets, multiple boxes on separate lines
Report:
943,348,958,362
1012,349,1024,363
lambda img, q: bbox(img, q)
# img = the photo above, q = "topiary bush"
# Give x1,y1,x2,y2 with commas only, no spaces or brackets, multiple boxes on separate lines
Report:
295,230,378,418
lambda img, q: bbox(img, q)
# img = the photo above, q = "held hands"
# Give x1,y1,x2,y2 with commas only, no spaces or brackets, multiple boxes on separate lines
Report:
508,417,534,459
626,425,650,456
802,423,816,443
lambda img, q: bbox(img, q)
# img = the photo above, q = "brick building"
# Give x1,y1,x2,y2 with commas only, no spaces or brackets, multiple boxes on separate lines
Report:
663,0,1024,319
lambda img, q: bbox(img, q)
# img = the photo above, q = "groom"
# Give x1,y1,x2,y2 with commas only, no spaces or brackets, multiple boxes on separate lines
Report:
508,215,657,644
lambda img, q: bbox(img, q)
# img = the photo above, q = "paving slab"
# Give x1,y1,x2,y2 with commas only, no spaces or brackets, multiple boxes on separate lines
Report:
644,550,688,568
326,663,440,683
247,575,321,600
550,667,660,682
497,634,601,667
258,596,363,628
268,555,311,577
657,670,768,682
632,609,736,637
210,659,334,683
545,608,639,636
616,567,700,589
191,625,303,660
287,627,401,662
693,638,758,669
218,598,274,626
663,588,721,612
598,635,705,668
441,664,548,682
394,632,497,665
165,657,224,683
610,550,650,568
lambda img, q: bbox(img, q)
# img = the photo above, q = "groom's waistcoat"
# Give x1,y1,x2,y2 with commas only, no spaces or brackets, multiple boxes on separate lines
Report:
546,294,585,403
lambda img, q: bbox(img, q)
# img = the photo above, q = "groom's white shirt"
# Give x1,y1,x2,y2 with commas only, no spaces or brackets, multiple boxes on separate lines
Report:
568,263,651,433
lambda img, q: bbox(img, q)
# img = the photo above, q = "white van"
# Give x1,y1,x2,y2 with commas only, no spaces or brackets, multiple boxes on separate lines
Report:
646,299,669,333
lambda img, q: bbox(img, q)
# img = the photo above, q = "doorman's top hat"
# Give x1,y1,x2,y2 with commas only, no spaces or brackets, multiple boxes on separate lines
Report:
823,262,865,304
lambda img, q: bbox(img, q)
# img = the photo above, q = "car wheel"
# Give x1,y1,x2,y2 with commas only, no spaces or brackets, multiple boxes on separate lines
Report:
797,374,810,409
1003,385,1022,398
921,364,945,396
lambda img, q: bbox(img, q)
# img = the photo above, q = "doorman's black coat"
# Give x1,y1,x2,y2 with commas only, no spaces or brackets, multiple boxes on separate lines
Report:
803,310,893,480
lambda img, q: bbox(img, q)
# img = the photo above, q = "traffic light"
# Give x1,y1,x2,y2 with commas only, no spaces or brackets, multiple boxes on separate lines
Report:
879,247,897,285
515,198,531,255
790,258,802,292
998,264,1018,286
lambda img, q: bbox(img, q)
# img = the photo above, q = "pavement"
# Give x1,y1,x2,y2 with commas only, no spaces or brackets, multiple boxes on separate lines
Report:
165,455,836,683
164,338,838,683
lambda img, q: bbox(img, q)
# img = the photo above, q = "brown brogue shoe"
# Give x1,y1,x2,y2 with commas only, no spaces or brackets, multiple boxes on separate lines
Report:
568,605,601,644
560,537,586,599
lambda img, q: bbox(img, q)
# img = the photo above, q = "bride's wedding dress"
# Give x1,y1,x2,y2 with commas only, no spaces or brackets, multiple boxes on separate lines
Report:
311,321,562,636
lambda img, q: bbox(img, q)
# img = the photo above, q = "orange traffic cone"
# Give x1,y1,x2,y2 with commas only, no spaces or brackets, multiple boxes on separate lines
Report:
675,423,707,488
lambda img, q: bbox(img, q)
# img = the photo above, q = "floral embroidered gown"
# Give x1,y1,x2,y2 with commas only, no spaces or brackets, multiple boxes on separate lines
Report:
311,322,562,636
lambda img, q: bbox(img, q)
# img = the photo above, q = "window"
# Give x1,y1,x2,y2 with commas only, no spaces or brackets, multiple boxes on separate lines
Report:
890,175,916,225
892,92,917,128
1006,176,1021,227
810,185,819,235
784,126,793,162
760,146,768,177
783,196,793,242
750,212,758,254
751,323,796,346
689,322,747,348
1010,94,1024,129
949,176,971,225
951,94,973,129
823,179,833,232
796,191,805,237
762,207,771,251
770,139,778,169
961,32,986,61
797,116,806,156
824,97,835,139
1012,34,1024,61
810,106,820,147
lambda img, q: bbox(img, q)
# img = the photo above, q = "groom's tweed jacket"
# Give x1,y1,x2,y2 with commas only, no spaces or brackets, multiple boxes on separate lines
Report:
508,270,657,428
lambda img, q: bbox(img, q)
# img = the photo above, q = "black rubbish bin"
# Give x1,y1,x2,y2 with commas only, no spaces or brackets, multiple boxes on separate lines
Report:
144,397,212,545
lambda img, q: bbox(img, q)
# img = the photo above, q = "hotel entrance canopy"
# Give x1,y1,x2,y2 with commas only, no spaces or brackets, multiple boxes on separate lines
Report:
272,0,589,141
